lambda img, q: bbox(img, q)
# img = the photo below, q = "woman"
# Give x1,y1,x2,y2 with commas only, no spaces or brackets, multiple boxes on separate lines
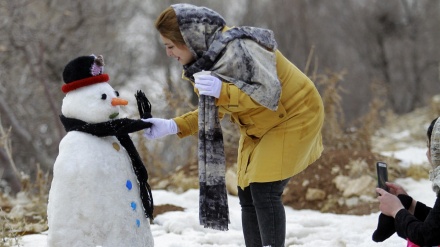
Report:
376,117,440,247
144,4,324,246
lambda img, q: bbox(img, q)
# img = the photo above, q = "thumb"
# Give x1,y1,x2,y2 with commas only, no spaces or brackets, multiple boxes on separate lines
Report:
376,187,387,196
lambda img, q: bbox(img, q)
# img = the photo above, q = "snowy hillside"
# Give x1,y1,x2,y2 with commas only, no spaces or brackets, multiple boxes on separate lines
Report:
16,107,440,246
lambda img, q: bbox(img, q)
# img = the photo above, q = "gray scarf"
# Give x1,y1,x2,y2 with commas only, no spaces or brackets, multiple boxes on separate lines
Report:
430,118,440,194
172,3,281,231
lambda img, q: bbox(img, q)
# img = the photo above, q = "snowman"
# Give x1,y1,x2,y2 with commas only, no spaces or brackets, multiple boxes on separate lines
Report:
47,54,154,247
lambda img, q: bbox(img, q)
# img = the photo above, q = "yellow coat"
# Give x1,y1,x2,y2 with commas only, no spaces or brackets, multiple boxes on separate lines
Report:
174,50,324,189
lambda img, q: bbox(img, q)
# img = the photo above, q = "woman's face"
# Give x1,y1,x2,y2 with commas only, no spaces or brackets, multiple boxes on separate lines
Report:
160,35,195,65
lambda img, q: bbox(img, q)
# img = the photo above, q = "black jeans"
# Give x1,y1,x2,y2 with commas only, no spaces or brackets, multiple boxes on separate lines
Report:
237,178,290,247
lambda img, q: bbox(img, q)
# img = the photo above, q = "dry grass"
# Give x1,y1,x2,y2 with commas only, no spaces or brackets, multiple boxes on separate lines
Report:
304,45,386,153
0,166,49,246
0,207,21,247
1,116,49,245
314,69,348,149
313,69,385,151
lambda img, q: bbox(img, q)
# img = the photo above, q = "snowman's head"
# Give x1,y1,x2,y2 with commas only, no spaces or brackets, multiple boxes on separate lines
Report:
60,54,128,123
62,82,128,123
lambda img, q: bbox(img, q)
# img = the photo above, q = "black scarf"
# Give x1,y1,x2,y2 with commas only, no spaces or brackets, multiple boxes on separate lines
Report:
59,91,154,219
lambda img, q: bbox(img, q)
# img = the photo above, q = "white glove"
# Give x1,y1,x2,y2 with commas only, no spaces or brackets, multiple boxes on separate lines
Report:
194,75,222,98
142,118,178,140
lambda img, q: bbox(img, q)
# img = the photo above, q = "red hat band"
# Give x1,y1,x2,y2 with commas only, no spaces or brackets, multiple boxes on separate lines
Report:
61,74,109,94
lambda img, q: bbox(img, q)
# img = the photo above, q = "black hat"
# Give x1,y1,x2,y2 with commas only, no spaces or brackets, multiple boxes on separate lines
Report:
61,54,109,93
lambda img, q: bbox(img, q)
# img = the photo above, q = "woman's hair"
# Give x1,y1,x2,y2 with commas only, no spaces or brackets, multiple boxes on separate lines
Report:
155,6,186,47
428,117,439,142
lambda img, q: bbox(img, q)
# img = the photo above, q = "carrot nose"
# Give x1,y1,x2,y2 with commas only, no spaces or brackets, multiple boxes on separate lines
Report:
111,98,128,106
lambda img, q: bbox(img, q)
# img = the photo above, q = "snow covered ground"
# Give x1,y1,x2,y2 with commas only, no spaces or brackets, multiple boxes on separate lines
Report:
18,130,435,247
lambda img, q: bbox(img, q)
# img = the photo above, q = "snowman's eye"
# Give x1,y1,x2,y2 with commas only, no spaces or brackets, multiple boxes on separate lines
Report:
101,94,107,100
115,91,120,97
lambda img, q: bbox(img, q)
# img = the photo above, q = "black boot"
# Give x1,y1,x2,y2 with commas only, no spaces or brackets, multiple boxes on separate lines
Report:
372,194,413,242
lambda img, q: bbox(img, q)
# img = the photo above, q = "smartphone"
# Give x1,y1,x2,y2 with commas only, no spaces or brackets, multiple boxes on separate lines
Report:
376,161,389,192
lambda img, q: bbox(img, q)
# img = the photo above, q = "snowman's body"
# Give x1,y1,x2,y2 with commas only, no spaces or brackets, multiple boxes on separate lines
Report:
47,77,153,246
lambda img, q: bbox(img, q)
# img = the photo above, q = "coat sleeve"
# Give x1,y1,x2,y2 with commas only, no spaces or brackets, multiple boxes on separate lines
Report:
395,197,440,246
173,109,199,138
413,201,433,221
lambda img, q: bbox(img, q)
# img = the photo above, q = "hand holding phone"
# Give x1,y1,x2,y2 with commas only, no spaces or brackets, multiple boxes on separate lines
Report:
376,161,389,193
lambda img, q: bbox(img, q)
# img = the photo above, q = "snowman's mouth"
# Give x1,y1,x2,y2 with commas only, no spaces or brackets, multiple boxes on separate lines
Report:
109,112,119,119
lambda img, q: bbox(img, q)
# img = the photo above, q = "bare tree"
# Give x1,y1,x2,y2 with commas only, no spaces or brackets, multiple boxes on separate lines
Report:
0,0,145,193
2,0,440,193
252,0,440,123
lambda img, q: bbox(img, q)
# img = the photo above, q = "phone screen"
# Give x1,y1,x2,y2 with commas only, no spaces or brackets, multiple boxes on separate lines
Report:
376,162,389,192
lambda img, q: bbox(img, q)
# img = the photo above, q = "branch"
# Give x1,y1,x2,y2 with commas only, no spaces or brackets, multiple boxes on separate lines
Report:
0,97,31,142
0,120,18,176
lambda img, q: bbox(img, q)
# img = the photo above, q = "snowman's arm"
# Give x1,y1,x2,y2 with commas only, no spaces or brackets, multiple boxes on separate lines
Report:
135,90,152,119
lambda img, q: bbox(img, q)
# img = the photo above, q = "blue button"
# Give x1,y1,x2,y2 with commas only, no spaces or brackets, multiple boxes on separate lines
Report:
131,202,137,211
126,180,132,190
136,219,140,227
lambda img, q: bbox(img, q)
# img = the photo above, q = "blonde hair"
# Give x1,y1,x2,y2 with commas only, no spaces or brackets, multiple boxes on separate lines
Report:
155,6,186,47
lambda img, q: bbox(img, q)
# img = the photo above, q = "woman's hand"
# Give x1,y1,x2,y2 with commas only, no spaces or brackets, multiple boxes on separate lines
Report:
376,188,405,217
194,75,222,98
386,182,408,196
142,118,178,140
